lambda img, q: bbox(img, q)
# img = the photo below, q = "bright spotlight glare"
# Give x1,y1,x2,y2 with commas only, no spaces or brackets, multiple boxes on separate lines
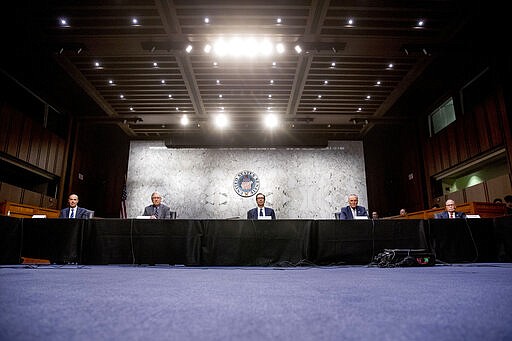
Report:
215,113,228,128
204,44,212,53
264,113,279,129
276,43,285,54
294,45,302,54
180,115,189,126
185,45,193,53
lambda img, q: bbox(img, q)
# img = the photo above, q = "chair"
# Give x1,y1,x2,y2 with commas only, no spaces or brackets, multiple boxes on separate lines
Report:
170,211,177,219
334,212,341,220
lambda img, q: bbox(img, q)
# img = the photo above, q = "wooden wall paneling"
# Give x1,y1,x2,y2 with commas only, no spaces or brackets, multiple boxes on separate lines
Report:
485,95,504,147
474,105,491,152
46,134,58,174
439,131,450,171
423,140,435,177
0,182,22,203
6,107,22,157
464,110,481,158
432,135,443,175
54,138,65,176
37,129,50,170
28,123,41,166
19,117,33,162
22,189,42,207
447,124,458,167
446,190,464,204
0,103,10,152
487,174,512,202
464,182,487,202
42,194,58,209
455,119,469,162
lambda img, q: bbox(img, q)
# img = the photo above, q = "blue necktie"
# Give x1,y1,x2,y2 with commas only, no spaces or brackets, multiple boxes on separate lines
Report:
70,208,75,218
154,206,159,218
259,208,263,216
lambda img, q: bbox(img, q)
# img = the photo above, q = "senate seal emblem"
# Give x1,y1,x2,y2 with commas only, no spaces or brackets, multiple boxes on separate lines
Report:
233,170,260,197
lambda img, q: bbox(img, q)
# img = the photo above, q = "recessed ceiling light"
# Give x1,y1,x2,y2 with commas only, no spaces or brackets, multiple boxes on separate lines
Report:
276,18,282,24
204,17,210,24
58,18,70,27
131,18,140,26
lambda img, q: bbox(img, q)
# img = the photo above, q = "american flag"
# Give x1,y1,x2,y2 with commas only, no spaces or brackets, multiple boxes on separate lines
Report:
120,180,128,219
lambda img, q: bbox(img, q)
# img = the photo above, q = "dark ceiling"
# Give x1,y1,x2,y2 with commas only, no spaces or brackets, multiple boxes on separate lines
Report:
1,0,487,147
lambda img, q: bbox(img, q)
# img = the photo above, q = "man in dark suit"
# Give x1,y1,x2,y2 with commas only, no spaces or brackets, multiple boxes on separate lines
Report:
247,193,276,220
339,194,368,220
434,199,467,219
59,194,92,219
143,192,173,219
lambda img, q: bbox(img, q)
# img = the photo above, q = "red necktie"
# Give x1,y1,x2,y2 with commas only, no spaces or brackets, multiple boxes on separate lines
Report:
450,212,454,219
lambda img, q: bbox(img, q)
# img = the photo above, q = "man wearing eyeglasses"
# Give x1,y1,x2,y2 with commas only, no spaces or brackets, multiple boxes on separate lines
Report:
143,192,172,219
247,193,276,220
434,199,467,219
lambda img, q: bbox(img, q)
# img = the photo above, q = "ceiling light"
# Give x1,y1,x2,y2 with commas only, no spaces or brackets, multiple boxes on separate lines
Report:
276,43,285,54
180,115,189,126
215,113,228,128
204,44,212,53
324,80,328,85
313,107,317,111
186,45,193,53
119,94,125,99
264,113,279,129
272,61,277,67
161,80,166,84
365,95,371,100
59,18,70,27
168,94,173,98
294,45,302,54
204,17,210,24
270,80,274,84
131,18,140,26
345,18,355,27
387,63,394,69
331,62,336,68
153,62,158,67
276,18,282,24
216,80,220,85
375,81,381,86
129,107,134,111
317,95,322,99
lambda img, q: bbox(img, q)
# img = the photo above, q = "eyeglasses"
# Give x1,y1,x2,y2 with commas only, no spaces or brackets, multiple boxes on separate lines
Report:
151,197,161,199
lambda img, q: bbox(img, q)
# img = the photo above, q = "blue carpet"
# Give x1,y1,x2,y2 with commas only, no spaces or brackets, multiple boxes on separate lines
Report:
1,264,512,340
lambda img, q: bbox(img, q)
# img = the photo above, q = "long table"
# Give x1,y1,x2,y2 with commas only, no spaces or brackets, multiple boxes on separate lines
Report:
1,216,511,265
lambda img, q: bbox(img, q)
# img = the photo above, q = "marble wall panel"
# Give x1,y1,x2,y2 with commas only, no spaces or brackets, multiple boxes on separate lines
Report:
126,140,367,219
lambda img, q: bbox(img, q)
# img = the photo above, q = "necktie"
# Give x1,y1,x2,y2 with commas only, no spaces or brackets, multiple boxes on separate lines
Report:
154,206,159,218
450,212,454,219
70,208,75,218
259,208,263,216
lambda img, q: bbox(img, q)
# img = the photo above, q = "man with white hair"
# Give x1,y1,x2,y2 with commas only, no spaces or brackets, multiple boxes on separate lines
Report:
434,199,467,219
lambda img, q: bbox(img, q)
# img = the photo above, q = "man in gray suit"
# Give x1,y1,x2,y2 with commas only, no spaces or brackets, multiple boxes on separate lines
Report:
143,192,173,219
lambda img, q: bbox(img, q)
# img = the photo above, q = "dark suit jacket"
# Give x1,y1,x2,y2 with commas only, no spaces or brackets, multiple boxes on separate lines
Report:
59,207,91,219
143,204,173,219
339,205,368,220
434,211,467,219
247,207,276,220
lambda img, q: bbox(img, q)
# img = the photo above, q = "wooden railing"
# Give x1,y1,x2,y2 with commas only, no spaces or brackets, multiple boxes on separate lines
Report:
0,201,60,218
385,202,507,219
